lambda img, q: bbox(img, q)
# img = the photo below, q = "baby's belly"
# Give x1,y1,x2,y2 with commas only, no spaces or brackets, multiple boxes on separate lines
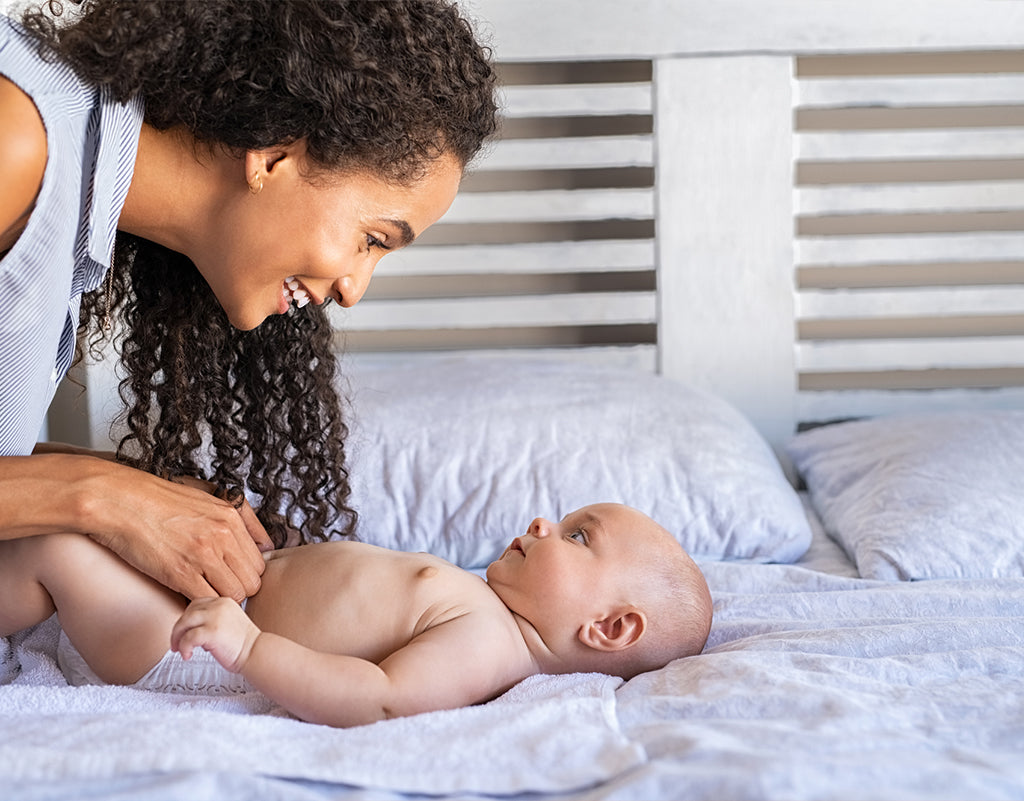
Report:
243,541,462,663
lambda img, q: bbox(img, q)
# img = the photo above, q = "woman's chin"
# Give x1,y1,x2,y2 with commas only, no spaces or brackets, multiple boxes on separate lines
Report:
226,308,268,331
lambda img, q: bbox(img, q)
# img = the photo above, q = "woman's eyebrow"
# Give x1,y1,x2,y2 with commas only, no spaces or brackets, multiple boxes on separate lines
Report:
383,219,415,248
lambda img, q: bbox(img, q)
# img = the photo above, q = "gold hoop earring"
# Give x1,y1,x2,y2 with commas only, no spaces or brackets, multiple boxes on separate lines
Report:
249,176,263,195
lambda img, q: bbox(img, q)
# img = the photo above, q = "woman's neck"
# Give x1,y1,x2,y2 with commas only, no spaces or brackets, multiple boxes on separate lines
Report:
118,123,233,259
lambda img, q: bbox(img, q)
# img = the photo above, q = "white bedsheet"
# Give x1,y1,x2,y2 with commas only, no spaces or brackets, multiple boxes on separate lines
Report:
2,519,1022,801
613,561,1024,801
0,618,641,798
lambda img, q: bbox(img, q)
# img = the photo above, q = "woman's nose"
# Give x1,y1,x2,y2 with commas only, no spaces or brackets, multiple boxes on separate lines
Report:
335,265,373,308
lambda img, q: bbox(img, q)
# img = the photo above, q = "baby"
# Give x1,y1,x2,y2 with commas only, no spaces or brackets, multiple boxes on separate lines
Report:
0,503,712,728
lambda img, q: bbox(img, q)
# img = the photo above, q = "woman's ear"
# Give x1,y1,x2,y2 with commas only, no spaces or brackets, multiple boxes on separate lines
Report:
243,141,304,192
578,607,647,652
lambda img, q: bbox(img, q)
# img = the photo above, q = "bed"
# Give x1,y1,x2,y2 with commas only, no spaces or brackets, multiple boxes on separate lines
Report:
5,1,1024,799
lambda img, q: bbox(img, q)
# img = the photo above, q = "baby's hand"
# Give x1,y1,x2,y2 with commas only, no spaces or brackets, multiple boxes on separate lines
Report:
170,597,261,674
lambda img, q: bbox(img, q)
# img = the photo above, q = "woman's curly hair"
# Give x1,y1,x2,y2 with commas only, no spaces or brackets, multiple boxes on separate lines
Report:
22,0,498,546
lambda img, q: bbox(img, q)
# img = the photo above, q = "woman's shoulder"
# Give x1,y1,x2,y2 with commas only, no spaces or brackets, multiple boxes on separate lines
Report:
0,75,46,250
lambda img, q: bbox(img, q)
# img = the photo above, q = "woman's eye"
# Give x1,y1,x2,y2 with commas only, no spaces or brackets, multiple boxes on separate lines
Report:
366,234,390,251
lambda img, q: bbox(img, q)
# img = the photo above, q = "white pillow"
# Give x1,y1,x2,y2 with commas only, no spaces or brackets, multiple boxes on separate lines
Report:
342,356,811,568
786,410,1024,580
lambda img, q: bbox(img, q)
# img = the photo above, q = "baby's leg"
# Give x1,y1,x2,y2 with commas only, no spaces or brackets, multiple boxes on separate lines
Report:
0,537,61,634
0,534,187,684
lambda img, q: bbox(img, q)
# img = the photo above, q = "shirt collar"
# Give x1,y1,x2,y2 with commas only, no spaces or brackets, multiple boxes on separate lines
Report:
84,89,144,281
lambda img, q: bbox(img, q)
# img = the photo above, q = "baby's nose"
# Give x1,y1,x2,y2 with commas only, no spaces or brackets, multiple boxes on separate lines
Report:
527,518,553,538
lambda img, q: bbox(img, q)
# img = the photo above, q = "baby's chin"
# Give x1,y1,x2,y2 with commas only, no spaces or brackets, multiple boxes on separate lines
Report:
483,563,512,599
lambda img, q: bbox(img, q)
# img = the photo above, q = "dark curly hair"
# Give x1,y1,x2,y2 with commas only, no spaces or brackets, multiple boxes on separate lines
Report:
22,0,498,546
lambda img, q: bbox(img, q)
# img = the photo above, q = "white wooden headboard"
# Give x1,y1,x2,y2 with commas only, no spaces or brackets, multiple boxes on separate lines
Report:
54,0,1024,452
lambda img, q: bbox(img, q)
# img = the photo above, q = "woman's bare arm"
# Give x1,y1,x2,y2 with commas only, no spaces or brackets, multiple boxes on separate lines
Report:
0,75,46,252
0,453,272,601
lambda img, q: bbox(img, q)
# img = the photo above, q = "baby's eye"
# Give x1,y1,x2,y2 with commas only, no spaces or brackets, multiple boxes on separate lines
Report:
568,529,587,545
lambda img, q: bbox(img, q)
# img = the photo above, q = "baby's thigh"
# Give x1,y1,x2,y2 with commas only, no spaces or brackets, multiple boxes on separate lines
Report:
39,534,188,684
0,535,64,635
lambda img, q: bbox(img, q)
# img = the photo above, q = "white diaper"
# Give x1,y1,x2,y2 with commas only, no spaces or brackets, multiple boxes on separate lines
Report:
57,630,253,695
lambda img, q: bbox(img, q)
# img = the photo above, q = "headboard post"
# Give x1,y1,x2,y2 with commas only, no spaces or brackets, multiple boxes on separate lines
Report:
47,352,121,451
655,54,798,450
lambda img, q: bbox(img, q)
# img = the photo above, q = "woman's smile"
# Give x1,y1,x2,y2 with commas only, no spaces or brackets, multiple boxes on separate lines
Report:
280,277,312,312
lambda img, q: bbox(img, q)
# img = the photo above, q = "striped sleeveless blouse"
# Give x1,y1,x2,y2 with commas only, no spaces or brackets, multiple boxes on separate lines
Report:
0,17,143,455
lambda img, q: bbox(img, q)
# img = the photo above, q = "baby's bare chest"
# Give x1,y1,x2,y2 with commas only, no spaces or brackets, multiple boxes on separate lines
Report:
244,542,496,662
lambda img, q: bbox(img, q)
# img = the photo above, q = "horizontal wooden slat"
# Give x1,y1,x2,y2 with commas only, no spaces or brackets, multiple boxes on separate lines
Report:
443,188,654,224
340,323,656,353
798,261,1024,289
500,82,653,117
346,345,658,371
798,209,1024,237
797,385,1024,423
476,0,1024,61
800,315,1024,341
330,291,657,331
797,181,1024,216
797,286,1024,318
798,51,1024,79
798,366,1024,391
797,158,1024,186
476,135,654,170
797,232,1024,266
797,75,1024,109
797,128,1024,161
377,239,655,276
797,336,1024,371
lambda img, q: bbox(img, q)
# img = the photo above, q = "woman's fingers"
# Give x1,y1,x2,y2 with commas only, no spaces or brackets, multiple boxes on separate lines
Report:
238,499,275,554
162,510,265,601
91,464,268,601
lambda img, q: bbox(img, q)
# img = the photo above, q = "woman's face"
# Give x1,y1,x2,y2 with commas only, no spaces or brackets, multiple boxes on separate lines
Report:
198,148,463,331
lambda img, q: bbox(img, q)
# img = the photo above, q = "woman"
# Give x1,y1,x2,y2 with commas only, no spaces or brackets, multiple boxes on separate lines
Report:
0,0,497,602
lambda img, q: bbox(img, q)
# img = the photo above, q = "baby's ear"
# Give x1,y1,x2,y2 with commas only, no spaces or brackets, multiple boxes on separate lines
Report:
579,608,646,652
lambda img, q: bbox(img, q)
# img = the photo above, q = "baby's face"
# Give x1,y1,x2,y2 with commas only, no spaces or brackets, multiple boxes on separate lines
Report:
486,503,658,640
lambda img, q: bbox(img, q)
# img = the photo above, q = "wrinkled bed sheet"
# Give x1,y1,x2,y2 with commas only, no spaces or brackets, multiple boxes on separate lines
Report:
612,562,1024,801
2,515,1022,801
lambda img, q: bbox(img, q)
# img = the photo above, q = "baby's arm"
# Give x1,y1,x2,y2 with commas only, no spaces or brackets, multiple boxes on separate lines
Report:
171,599,527,727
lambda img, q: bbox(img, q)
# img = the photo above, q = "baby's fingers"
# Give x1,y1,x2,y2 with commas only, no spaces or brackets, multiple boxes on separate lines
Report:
170,597,219,659
170,597,259,673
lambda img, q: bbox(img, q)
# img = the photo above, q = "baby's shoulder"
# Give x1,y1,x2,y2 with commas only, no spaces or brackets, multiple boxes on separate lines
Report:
411,559,512,625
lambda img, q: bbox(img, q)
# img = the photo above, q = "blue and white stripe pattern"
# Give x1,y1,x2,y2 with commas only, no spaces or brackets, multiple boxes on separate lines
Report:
0,17,143,455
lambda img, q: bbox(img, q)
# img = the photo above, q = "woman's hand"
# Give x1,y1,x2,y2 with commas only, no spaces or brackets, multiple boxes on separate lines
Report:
0,452,273,601
171,596,261,673
86,460,274,601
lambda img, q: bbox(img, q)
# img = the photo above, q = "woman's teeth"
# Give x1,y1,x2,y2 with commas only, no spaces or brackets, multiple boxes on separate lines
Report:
283,276,310,308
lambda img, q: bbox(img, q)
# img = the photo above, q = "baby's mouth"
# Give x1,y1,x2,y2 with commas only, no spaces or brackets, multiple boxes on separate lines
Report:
283,276,310,308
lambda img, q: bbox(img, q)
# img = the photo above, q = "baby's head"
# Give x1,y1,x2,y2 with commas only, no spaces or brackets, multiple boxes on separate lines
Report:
486,503,712,679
